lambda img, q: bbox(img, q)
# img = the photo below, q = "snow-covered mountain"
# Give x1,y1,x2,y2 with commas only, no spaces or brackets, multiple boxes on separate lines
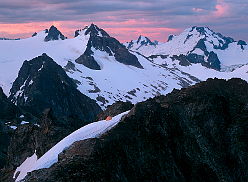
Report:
124,26,248,72
0,24,248,182
123,35,158,50
0,24,247,110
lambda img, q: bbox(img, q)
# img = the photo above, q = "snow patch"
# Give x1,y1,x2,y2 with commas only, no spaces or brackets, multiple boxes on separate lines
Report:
14,110,129,182
14,151,38,181
20,121,29,125
10,126,17,130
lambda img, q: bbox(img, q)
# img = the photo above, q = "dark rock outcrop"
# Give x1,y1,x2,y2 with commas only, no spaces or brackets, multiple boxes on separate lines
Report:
237,40,247,50
194,38,209,56
2,107,92,181
213,33,235,50
207,51,221,70
44,25,65,42
172,54,191,66
137,35,156,47
237,40,247,46
9,53,102,121
167,35,175,42
5,124,39,173
185,52,220,71
0,87,21,120
0,87,21,169
94,101,134,121
32,32,37,37
21,78,248,182
187,53,204,63
75,24,143,70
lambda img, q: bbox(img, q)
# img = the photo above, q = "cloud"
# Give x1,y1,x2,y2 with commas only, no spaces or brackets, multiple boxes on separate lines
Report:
0,0,247,42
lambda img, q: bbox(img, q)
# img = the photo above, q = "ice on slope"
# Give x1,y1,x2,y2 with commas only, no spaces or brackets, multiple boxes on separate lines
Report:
14,110,129,182
127,27,248,68
66,49,192,108
0,30,89,96
0,26,247,110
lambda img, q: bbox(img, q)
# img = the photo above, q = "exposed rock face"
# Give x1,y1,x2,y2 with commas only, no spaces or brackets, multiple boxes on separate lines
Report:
0,87,21,120
75,24,143,70
193,38,209,56
9,53,102,120
0,120,11,170
172,54,191,66
167,35,175,42
238,40,247,50
0,87,21,169
94,101,134,121
32,32,37,37
44,25,65,42
2,107,91,181
5,124,39,173
207,51,221,70
187,38,221,70
21,78,248,182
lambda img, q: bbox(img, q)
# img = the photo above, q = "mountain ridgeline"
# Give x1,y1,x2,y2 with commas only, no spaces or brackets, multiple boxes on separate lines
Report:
124,26,247,71
9,53,102,121
75,24,143,70
0,24,247,182
15,78,248,182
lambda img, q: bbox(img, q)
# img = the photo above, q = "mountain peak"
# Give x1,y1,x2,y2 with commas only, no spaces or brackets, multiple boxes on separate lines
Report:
137,35,155,45
84,23,109,37
44,25,66,42
75,24,143,70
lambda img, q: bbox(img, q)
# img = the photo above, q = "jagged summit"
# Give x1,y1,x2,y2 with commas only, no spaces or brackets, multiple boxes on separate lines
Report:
124,25,248,71
74,24,109,38
167,26,235,50
84,23,110,37
9,53,102,119
124,35,157,50
75,24,143,70
44,25,66,42
137,35,156,46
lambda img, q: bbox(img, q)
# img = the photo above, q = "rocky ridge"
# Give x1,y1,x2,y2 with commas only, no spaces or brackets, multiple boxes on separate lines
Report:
124,26,248,71
44,25,66,42
18,78,248,182
75,24,143,70
9,53,102,120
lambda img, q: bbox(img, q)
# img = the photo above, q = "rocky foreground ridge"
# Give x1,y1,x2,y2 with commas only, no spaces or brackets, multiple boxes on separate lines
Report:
1,77,246,182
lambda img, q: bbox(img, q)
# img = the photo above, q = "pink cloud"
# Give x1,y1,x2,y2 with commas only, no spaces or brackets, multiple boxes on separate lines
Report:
0,20,179,43
193,8,203,12
213,0,231,18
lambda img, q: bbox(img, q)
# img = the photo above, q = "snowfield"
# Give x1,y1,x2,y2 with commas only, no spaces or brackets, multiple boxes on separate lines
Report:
0,25,247,110
13,110,129,182
0,30,89,96
126,27,248,70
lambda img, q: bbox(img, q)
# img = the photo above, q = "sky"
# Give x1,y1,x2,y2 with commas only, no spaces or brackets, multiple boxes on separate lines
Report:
0,0,247,43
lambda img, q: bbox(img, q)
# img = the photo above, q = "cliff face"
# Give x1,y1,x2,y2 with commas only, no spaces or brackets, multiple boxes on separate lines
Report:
0,87,21,170
9,53,102,121
21,78,248,182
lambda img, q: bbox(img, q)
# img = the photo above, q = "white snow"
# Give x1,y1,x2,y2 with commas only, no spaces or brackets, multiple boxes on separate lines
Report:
14,110,129,182
0,25,247,110
10,126,17,130
126,27,248,70
0,29,89,96
20,121,29,125
13,152,38,181
192,48,204,56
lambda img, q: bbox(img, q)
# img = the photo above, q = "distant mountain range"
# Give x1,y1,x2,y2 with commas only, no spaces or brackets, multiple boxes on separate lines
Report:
123,26,248,72
0,24,247,182
0,24,247,110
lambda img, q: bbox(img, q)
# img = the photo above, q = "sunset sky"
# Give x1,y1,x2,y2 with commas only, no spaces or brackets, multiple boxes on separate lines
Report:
0,0,247,43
